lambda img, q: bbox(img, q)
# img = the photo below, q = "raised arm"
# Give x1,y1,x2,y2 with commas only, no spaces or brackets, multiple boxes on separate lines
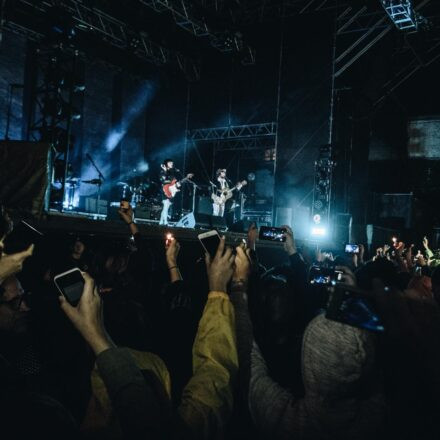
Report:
59,273,164,438
178,237,238,439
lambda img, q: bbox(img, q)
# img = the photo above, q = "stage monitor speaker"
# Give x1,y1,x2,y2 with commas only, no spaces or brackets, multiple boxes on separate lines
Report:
176,213,196,228
85,198,107,215
135,205,161,221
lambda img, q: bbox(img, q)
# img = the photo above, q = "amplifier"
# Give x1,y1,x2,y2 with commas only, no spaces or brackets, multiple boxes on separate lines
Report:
85,198,108,215
135,205,162,220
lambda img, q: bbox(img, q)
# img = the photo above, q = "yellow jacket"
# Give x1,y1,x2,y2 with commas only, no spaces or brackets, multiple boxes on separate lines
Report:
82,291,238,439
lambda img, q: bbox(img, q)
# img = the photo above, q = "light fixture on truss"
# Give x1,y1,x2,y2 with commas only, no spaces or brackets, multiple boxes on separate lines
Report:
381,0,418,31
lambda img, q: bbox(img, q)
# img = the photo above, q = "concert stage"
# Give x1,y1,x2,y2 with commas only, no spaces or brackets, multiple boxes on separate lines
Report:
32,211,295,268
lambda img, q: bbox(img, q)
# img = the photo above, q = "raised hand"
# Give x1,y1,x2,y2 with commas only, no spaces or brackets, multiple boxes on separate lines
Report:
415,250,426,266
166,235,180,267
395,241,405,256
423,236,429,249
0,244,34,280
233,245,252,282
205,237,235,293
247,222,258,251
59,272,112,355
281,225,296,256
118,204,134,224
358,244,365,263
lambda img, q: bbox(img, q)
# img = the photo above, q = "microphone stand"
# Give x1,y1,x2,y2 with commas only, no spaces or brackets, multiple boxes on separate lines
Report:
189,181,201,214
86,154,105,215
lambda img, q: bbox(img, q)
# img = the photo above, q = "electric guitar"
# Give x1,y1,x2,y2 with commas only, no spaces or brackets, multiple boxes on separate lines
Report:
211,180,247,205
163,174,194,199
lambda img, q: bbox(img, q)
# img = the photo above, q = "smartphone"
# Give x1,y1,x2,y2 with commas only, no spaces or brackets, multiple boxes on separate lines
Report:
345,244,359,254
326,286,384,332
309,265,343,286
259,226,286,242
3,220,44,254
198,230,221,258
54,268,85,306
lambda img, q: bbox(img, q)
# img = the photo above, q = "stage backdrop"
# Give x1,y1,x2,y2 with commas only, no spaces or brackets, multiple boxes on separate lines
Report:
0,141,51,216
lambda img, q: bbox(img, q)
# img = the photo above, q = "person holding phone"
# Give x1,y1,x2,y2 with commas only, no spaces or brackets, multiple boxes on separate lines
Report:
0,206,34,284
60,239,239,438
118,201,139,236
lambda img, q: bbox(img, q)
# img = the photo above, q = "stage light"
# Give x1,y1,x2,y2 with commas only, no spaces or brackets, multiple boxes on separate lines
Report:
313,214,321,224
137,161,149,172
381,0,418,31
311,226,327,237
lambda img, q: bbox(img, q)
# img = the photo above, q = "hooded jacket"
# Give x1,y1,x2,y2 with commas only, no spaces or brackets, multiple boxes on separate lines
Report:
247,313,386,439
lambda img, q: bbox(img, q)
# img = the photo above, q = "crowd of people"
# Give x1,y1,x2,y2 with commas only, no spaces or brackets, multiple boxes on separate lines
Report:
1,202,440,439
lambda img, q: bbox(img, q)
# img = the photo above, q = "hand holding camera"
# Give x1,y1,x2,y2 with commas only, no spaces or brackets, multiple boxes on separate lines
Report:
58,272,112,355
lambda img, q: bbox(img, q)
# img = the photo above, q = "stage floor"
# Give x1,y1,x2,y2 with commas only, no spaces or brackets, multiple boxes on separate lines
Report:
36,210,290,251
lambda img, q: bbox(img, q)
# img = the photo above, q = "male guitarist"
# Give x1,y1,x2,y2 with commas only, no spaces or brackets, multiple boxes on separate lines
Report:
211,168,246,217
159,159,193,225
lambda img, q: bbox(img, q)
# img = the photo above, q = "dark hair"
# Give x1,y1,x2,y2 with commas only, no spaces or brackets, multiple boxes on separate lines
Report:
163,158,173,165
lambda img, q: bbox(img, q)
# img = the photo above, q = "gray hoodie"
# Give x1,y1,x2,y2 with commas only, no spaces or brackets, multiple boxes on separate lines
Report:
248,314,386,440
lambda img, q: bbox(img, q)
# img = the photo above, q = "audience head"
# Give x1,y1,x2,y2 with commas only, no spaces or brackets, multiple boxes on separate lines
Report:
0,276,30,333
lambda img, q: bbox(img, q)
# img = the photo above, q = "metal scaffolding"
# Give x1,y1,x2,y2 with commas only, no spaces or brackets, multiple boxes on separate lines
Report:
334,0,432,78
187,122,278,223
381,0,418,30
187,122,277,142
5,0,200,80
139,0,255,62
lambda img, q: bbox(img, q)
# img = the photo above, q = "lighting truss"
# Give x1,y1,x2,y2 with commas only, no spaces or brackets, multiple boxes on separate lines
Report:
195,0,350,25
139,0,255,60
212,137,277,151
8,0,200,81
311,145,335,227
381,0,418,30
187,122,277,142
334,0,431,78
140,0,210,37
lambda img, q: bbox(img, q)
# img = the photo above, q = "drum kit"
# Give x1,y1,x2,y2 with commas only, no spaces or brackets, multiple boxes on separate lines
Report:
116,178,161,206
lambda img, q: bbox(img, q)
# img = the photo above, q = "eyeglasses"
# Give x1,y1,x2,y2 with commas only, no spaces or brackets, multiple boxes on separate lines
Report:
0,292,29,311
